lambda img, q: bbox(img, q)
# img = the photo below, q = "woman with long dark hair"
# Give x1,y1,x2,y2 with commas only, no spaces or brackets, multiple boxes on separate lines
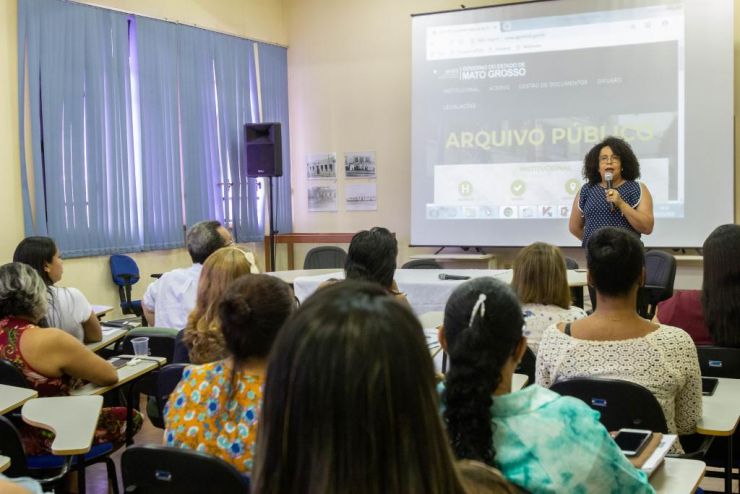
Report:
252,280,512,494
442,276,652,493
13,236,101,342
657,224,740,346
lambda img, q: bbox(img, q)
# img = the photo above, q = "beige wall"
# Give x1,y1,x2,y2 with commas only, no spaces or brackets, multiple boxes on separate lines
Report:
0,0,735,306
0,0,287,314
283,0,738,288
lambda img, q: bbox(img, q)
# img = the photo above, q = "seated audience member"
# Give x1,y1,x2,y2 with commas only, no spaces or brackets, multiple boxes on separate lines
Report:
510,242,586,354
142,220,232,329
165,274,294,474
344,226,407,303
441,277,653,493
181,247,257,364
13,236,101,343
0,263,141,454
252,280,512,494
536,227,702,448
0,474,45,494
656,223,740,346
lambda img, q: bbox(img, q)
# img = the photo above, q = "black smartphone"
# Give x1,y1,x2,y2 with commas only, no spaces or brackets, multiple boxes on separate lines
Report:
109,357,131,369
614,429,652,457
702,377,719,396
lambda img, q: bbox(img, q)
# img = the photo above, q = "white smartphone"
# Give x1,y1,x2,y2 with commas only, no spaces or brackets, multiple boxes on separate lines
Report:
613,428,652,457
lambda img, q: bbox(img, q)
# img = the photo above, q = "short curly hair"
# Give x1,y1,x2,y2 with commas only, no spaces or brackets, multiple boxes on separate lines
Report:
0,262,48,322
583,136,641,184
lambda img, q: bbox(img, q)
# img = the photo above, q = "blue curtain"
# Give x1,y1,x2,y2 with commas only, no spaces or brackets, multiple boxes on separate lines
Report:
18,1,283,256
258,43,293,234
18,0,140,257
135,17,186,250
212,35,262,242
177,26,222,226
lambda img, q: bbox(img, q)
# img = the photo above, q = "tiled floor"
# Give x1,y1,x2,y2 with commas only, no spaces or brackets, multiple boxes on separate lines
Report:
84,396,163,494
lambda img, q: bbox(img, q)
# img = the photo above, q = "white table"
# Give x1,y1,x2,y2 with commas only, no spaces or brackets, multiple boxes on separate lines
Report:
512,373,528,391
70,355,166,446
650,458,705,494
409,253,497,269
70,356,166,397
0,384,38,415
293,269,587,315
0,455,9,473
86,327,128,353
696,377,740,494
268,268,344,285
92,305,114,319
21,396,102,455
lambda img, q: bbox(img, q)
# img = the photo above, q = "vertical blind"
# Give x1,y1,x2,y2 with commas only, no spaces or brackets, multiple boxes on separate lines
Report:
18,0,291,256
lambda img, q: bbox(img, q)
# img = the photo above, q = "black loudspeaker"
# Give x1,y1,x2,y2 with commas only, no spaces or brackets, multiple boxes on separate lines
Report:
245,122,282,177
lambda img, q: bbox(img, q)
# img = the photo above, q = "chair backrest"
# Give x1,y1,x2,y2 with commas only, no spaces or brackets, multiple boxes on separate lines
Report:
303,246,347,269
696,346,740,378
550,377,668,432
121,444,250,494
645,251,677,291
110,254,141,286
514,347,536,386
154,364,188,428
564,257,579,270
0,416,30,478
401,259,443,269
638,251,677,318
119,328,179,363
0,359,31,388
564,257,584,309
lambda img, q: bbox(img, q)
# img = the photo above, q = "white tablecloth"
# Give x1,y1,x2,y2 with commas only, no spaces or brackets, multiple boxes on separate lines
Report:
293,269,587,315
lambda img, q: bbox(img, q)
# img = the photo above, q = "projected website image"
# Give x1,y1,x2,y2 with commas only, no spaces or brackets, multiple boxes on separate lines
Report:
426,158,673,220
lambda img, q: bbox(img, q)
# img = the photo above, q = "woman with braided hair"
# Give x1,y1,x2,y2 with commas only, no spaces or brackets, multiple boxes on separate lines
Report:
439,277,653,493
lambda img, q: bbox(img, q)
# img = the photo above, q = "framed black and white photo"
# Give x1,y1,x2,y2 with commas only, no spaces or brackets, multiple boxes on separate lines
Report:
306,153,337,179
344,151,376,178
307,184,338,212
345,183,377,211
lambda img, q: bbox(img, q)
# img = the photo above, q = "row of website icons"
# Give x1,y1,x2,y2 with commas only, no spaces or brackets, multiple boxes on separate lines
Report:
426,204,572,219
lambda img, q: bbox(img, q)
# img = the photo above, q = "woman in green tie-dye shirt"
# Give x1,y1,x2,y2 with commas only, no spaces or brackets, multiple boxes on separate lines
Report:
439,277,654,494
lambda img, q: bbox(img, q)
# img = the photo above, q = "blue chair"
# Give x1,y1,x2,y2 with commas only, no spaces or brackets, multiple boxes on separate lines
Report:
109,254,143,317
0,412,119,494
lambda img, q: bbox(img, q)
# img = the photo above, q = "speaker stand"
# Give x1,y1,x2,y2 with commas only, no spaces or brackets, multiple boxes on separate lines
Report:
267,176,279,272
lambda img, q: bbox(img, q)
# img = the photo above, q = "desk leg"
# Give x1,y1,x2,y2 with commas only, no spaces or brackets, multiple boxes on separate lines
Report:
125,383,135,446
77,453,86,494
726,434,734,494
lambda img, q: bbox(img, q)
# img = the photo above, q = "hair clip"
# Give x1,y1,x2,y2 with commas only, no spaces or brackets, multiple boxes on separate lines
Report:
468,293,487,327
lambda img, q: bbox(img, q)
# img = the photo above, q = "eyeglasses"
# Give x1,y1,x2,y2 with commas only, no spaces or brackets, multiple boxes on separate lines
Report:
599,155,621,163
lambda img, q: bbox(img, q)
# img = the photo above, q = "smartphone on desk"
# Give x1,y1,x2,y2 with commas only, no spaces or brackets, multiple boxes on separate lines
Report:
613,429,652,457
702,376,719,396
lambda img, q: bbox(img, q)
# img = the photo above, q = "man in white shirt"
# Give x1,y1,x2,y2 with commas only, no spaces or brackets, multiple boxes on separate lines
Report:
142,220,232,329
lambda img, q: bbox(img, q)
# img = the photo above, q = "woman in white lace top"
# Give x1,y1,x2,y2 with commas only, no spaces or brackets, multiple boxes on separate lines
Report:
536,227,702,439
511,242,586,354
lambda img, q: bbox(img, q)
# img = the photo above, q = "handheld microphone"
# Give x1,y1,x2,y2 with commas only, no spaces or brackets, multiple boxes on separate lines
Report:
605,171,614,211
438,273,471,281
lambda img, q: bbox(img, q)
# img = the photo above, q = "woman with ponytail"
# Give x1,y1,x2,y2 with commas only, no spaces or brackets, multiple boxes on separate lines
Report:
440,277,653,493
164,274,295,474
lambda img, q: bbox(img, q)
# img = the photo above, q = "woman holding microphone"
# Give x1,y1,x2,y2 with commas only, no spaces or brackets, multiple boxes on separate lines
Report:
569,136,655,245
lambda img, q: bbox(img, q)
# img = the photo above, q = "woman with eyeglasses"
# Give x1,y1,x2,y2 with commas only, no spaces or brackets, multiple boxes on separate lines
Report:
568,136,655,246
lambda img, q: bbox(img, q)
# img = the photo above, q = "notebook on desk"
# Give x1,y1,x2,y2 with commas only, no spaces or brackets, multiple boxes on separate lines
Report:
102,316,142,329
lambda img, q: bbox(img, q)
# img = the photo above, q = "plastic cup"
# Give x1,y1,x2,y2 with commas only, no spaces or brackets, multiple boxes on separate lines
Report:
131,336,150,356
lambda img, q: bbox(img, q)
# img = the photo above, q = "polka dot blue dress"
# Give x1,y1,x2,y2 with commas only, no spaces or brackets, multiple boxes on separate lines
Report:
578,180,642,246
